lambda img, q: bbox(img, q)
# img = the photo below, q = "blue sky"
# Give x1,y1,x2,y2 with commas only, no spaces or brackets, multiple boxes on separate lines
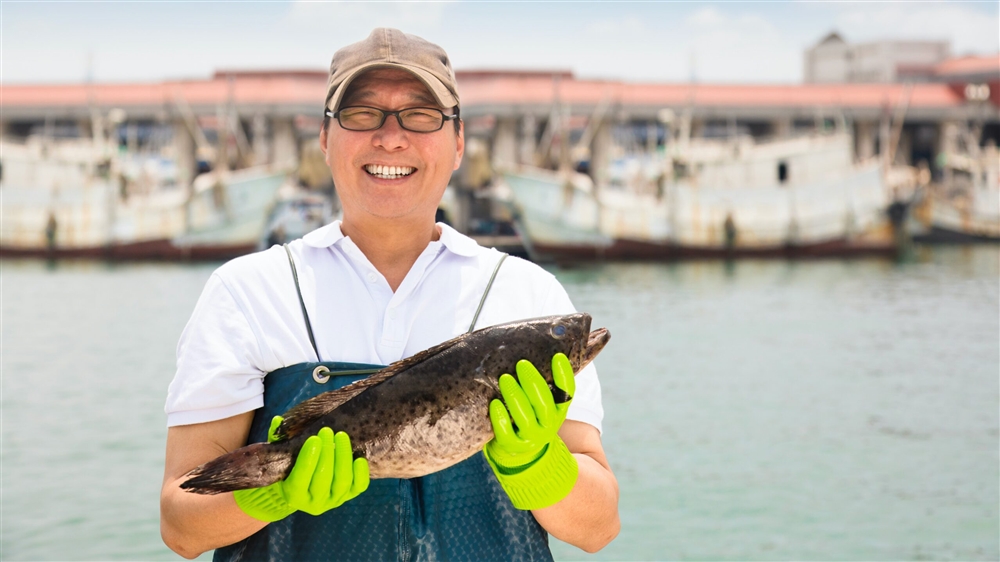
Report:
2,1,997,84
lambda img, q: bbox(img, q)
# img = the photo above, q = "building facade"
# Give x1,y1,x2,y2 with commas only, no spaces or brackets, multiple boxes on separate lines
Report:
805,32,951,84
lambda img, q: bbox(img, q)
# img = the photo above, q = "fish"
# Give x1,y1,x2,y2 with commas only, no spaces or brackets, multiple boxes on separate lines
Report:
180,313,610,494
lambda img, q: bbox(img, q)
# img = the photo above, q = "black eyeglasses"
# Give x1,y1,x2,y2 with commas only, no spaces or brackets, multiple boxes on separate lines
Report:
326,106,459,133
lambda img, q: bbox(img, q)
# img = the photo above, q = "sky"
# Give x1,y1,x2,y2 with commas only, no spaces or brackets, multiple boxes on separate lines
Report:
1,1,997,85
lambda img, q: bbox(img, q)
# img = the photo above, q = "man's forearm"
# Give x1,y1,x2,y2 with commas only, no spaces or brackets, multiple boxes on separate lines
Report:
532,452,621,552
160,480,268,559
161,415,266,559
529,419,620,552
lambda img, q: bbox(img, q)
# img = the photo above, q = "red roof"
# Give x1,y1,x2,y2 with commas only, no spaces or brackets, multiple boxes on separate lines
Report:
456,74,962,109
933,54,1000,79
1,75,327,109
0,68,989,113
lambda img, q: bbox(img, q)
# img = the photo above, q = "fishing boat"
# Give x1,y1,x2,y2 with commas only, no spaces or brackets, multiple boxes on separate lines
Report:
911,136,1000,243
0,136,288,260
260,190,335,249
501,131,901,261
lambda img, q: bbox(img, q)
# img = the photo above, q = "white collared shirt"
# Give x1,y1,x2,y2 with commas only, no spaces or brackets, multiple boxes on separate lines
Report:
165,221,603,431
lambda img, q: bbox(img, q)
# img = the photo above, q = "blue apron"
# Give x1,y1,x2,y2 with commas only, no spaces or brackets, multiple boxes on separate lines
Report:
214,247,552,562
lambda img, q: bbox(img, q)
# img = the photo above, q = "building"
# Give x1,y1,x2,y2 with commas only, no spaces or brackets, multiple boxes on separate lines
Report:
805,32,951,84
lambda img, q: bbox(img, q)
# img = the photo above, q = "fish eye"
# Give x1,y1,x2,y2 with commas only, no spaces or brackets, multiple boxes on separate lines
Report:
551,324,567,337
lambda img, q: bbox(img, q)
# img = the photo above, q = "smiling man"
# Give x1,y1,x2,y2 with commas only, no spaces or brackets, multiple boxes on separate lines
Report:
160,28,619,561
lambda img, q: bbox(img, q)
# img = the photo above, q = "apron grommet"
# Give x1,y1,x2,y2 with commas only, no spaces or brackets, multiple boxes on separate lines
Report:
312,365,331,384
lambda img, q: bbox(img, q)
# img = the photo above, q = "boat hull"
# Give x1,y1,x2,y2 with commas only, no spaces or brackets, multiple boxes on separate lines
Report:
504,158,899,262
912,226,1000,244
0,239,259,261
910,189,1000,244
909,140,1000,244
1,164,287,261
528,237,898,261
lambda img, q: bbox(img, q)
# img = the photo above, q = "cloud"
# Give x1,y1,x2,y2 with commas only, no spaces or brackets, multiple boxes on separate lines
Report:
282,1,451,34
686,6,726,27
678,7,797,83
531,5,800,83
585,14,649,37
5,2,991,85
834,3,998,55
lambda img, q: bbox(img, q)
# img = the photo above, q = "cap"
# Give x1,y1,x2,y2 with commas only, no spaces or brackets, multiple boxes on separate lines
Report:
325,28,460,113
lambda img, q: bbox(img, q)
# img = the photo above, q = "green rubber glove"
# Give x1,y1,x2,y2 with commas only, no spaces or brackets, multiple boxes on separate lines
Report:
233,416,370,522
484,352,579,510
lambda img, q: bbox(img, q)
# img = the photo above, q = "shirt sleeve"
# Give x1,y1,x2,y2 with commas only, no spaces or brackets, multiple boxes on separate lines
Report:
164,272,267,427
538,276,605,434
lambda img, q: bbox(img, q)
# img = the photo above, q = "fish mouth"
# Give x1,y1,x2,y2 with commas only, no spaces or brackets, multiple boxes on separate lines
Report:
581,327,610,369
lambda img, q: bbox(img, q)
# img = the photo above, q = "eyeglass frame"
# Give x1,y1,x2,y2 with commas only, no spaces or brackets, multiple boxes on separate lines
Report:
324,106,460,133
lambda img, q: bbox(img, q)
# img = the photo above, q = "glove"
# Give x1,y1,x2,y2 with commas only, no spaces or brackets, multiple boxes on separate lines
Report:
233,416,370,522
484,352,579,510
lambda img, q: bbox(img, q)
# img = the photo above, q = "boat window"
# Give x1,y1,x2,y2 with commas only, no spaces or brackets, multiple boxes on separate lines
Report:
778,161,788,185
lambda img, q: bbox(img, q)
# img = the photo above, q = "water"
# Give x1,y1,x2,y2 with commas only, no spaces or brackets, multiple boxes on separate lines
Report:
2,247,997,561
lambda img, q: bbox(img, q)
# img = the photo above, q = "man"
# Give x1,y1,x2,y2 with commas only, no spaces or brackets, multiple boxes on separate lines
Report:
160,28,619,560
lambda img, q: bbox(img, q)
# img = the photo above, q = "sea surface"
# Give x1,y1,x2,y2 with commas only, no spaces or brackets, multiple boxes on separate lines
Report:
2,246,998,561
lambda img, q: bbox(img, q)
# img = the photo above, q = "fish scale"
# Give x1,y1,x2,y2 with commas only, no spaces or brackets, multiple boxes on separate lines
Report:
180,313,610,494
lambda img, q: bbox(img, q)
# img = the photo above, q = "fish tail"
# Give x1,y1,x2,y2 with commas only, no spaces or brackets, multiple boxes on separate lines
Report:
179,442,294,495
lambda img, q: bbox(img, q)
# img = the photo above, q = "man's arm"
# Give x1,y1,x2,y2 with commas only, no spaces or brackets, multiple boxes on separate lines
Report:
532,420,620,553
160,412,267,559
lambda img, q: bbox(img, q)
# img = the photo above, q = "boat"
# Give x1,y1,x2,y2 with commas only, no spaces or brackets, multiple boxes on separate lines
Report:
911,136,999,243
501,131,901,261
0,136,288,260
260,189,335,249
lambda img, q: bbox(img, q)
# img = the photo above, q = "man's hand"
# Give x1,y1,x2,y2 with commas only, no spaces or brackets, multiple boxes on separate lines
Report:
233,416,370,522
484,353,579,510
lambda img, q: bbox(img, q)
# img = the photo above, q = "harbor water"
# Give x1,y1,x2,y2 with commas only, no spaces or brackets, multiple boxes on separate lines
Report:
1,246,998,560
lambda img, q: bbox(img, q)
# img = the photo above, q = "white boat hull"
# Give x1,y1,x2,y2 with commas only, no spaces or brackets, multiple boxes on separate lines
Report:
1,141,286,259
503,134,900,260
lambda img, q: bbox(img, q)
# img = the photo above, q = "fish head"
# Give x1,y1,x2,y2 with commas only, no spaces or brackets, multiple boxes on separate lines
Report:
514,313,611,380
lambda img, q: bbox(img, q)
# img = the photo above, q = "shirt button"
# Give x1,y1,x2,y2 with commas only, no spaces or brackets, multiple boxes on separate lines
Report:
367,272,378,283
389,309,397,319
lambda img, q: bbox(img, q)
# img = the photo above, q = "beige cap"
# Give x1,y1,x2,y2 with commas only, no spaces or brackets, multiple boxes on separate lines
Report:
325,28,460,113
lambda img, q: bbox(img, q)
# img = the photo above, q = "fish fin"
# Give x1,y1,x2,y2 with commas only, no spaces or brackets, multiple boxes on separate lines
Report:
180,442,294,495
275,372,398,439
276,335,469,440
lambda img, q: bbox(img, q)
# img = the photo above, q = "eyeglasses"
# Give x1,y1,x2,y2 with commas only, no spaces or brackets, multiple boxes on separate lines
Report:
325,106,459,133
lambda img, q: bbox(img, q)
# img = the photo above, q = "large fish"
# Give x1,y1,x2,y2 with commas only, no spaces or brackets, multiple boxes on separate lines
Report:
181,313,610,494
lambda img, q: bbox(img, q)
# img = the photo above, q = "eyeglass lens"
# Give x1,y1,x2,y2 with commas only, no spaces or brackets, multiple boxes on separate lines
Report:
338,107,446,132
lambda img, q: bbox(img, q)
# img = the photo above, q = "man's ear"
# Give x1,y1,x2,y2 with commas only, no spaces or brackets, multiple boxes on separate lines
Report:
319,124,329,162
453,120,465,171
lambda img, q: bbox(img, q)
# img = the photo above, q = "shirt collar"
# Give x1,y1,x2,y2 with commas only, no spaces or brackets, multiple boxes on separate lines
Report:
302,221,346,248
302,220,480,258
437,222,480,257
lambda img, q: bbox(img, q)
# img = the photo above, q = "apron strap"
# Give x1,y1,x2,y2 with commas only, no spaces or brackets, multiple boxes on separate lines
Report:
284,244,320,358
468,253,508,333
284,245,507,354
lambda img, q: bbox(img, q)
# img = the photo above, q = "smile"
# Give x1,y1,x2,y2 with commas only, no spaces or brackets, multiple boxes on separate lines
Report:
365,164,415,180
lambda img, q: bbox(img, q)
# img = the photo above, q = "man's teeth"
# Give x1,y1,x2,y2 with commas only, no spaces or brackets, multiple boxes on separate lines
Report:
365,165,415,179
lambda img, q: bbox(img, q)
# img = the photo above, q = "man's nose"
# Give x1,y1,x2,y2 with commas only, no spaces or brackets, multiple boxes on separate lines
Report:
372,114,409,150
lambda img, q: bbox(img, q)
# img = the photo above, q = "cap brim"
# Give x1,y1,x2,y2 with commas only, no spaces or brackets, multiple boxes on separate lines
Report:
327,62,459,112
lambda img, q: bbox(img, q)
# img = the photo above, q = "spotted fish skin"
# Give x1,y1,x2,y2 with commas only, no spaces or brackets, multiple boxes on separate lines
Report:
180,313,610,494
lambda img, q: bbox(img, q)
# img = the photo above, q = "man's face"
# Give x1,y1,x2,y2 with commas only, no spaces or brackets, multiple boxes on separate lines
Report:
320,67,464,224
